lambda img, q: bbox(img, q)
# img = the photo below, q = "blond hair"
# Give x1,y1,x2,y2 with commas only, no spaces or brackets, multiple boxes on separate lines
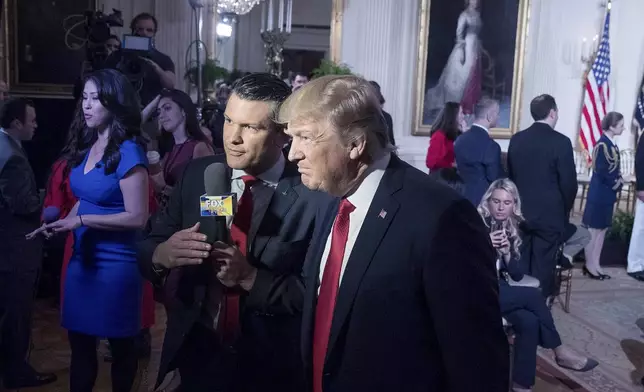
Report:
276,75,394,162
478,179,525,260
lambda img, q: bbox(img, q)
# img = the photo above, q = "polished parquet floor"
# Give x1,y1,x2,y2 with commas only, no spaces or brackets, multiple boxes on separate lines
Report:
0,300,599,392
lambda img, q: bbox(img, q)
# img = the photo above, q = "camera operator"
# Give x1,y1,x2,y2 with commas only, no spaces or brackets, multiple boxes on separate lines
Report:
105,34,121,56
129,13,175,105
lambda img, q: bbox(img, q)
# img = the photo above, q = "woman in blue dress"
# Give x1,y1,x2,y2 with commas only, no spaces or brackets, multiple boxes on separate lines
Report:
582,111,624,280
44,69,149,392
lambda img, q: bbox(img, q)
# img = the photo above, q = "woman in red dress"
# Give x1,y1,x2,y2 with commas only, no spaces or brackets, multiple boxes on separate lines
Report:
426,102,466,172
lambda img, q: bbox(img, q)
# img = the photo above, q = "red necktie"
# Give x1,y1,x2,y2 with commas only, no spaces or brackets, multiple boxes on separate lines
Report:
219,174,258,344
313,199,355,392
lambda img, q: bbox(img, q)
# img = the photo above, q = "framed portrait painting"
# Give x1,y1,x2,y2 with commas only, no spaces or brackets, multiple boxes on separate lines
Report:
2,0,95,97
413,0,530,138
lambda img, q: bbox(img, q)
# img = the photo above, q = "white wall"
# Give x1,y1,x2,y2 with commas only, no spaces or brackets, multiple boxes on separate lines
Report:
234,0,332,72
337,0,644,171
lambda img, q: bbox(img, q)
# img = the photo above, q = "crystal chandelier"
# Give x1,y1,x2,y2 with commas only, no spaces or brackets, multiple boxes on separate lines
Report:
218,0,263,15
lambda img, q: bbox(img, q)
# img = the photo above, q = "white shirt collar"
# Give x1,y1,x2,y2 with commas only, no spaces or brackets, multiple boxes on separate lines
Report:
346,153,391,209
472,123,489,133
231,152,285,187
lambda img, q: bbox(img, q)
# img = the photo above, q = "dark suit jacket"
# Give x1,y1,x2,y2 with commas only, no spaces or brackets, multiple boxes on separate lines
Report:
382,110,395,146
301,155,509,392
138,153,326,389
636,133,644,192
507,123,577,296
507,122,577,235
454,125,503,205
0,131,42,271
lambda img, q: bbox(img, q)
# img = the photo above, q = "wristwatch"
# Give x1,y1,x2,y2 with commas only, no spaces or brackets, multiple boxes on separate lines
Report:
152,262,169,280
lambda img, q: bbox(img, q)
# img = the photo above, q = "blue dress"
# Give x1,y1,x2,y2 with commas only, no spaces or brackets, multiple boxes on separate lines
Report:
62,140,147,338
582,134,622,229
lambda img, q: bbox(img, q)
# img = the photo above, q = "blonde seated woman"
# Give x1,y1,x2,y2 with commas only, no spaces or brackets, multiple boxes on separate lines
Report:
478,179,598,392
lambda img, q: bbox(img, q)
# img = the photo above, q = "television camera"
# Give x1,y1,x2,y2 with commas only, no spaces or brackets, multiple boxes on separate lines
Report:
84,8,123,68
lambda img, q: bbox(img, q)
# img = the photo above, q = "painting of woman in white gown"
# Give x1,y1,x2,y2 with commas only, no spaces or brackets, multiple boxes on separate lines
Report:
417,0,529,135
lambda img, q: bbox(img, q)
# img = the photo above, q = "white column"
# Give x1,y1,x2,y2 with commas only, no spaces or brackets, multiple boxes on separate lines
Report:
338,0,423,169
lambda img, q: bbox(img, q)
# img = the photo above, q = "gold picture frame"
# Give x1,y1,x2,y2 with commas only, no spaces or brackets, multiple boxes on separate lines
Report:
413,0,530,138
329,0,344,64
1,0,96,98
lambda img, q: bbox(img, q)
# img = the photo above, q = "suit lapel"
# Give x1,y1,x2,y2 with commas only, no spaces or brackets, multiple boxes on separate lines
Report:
325,157,404,361
248,162,300,259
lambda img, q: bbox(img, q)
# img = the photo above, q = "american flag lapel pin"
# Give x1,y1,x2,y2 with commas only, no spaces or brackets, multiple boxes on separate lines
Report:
378,209,387,219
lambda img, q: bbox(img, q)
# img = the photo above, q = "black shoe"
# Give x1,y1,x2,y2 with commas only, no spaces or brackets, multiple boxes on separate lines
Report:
629,272,644,281
4,372,57,389
582,266,605,280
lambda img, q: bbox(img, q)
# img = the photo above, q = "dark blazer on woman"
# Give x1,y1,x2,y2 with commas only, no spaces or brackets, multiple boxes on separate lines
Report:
583,134,622,229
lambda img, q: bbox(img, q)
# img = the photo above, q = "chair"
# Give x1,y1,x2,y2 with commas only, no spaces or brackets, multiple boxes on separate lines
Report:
574,150,591,213
481,49,507,99
552,264,573,313
502,318,515,392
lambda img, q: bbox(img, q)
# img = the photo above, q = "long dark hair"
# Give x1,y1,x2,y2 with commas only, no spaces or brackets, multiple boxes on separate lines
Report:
158,88,209,154
46,99,85,195
429,102,461,141
65,68,146,175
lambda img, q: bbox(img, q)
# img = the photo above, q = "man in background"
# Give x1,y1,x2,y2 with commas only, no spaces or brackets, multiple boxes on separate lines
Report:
454,97,503,205
0,98,57,388
627,129,644,281
291,71,309,92
507,94,579,297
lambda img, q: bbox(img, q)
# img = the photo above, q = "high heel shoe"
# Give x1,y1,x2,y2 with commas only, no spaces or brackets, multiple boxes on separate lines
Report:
582,266,605,280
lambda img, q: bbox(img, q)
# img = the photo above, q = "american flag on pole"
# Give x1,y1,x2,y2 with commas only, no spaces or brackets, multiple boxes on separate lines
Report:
579,8,611,159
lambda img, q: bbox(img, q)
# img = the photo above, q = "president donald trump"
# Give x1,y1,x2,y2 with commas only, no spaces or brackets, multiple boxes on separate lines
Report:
279,75,509,392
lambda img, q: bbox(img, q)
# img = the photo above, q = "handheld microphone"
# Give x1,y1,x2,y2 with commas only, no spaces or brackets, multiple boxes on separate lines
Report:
42,206,61,223
200,162,237,244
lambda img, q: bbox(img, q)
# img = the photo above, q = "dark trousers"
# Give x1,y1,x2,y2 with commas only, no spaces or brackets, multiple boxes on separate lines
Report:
68,331,138,392
0,269,39,381
519,233,561,297
176,323,238,392
500,283,562,388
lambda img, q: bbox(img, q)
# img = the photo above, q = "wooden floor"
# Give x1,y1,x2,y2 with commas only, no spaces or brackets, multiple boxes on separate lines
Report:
3,300,589,392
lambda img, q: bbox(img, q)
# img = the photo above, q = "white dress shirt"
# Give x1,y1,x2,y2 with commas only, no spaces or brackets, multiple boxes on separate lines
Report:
318,153,391,289
228,153,285,226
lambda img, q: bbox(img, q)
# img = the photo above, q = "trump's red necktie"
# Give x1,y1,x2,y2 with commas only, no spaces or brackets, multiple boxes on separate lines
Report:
219,174,257,344
313,199,355,392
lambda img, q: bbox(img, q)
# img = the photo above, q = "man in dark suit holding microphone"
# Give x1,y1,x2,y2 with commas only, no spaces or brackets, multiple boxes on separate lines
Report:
138,73,325,392
279,75,508,391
